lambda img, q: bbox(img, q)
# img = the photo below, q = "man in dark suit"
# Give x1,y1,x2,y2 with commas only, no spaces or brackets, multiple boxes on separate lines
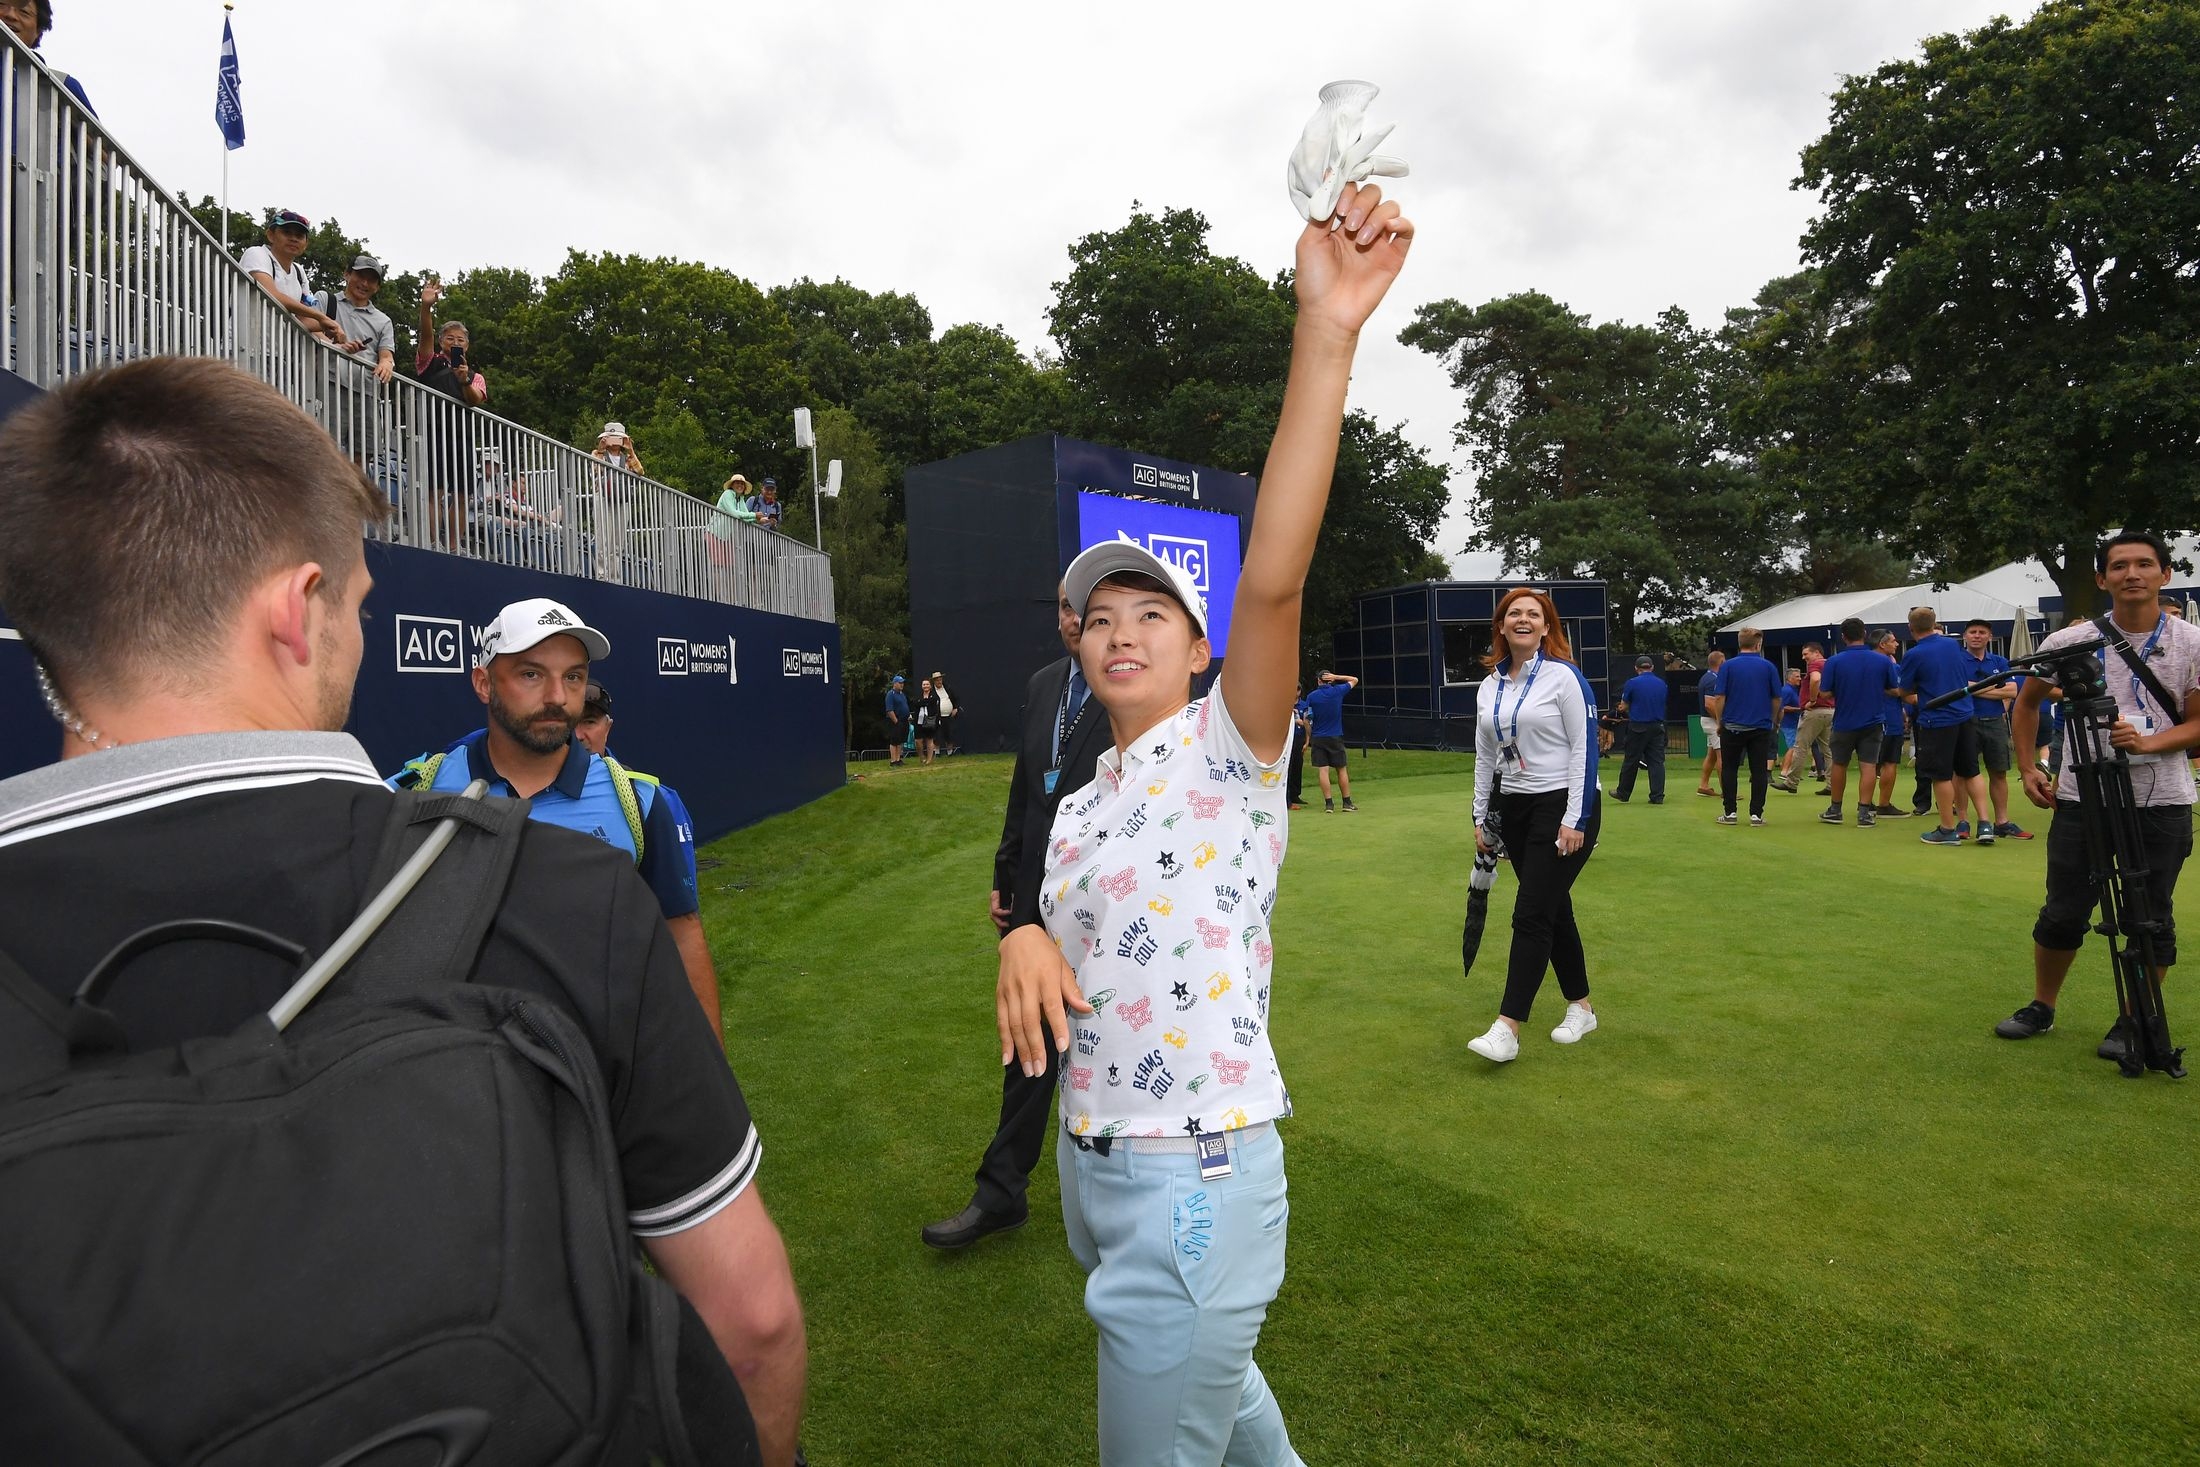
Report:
922,581,1112,1249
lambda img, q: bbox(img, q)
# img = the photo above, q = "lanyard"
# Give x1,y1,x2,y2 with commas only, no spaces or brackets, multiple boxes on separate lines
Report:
1489,651,1543,750
1053,668,1086,770
2102,614,2169,716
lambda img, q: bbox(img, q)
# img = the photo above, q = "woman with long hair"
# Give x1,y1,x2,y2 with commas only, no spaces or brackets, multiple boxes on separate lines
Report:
994,178,1412,1465
1466,587,1603,1063
914,676,942,764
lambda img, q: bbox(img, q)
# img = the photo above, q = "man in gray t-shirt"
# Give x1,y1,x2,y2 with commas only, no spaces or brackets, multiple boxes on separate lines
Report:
329,254,395,384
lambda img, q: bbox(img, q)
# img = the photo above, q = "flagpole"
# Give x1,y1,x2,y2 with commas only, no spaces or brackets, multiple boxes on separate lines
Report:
219,2,235,253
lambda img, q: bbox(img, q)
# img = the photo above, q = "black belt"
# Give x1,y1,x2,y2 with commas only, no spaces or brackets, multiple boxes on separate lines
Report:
1065,1123,1112,1157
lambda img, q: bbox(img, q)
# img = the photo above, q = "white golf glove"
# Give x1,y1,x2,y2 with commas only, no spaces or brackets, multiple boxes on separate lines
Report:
1286,79,1410,223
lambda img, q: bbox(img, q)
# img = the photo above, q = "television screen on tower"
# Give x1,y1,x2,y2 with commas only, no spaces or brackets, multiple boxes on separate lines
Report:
1074,491,1244,656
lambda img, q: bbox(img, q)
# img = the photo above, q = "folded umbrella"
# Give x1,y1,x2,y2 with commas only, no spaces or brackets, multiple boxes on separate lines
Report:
1461,836,1505,978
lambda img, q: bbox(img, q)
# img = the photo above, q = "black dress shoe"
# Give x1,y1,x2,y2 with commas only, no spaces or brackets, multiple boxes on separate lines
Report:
921,1201,1029,1250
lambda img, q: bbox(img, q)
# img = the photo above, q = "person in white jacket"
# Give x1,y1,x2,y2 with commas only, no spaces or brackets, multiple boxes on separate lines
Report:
931,670,957,755
1467,587,1604,1063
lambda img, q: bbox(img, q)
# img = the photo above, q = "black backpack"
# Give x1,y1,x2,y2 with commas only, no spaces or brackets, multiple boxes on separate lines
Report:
0,786,757,1466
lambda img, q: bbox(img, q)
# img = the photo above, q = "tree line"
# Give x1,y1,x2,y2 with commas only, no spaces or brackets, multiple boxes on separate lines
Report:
186,199,1450,742
1406,0,2198,654
186,0,2194,722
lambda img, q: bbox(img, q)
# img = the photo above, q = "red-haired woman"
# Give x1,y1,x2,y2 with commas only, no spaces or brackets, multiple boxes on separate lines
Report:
1467,588,1603,1063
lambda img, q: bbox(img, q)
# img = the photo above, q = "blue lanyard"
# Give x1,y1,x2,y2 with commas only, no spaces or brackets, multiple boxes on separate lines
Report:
2102,614,2169,716
1490,652,1543,749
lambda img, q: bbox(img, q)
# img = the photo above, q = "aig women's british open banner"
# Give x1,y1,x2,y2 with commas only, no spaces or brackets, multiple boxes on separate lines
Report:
0,541,844,844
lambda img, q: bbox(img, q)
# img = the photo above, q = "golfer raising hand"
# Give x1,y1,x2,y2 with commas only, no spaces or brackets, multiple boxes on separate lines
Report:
995,179,1411,1465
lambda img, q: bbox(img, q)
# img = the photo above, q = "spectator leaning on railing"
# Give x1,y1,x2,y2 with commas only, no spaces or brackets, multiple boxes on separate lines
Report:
1,0,94,115
753,477,783,531
239,210,346,343
330,254,395,384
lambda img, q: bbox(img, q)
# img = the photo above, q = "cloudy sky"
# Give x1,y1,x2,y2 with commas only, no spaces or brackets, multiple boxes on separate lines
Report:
81,0,2032,573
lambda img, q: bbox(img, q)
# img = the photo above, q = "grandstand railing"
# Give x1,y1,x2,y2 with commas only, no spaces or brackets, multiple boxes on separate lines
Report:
0,34,833,622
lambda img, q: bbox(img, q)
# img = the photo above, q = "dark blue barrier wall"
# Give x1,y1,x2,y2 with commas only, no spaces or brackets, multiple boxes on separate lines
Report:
1,540,843,844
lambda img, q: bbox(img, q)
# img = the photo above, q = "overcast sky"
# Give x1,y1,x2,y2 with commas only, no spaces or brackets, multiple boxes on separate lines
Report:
80,0,2032,574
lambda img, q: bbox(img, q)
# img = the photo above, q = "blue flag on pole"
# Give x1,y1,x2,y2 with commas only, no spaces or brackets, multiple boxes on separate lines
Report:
215,16,245,151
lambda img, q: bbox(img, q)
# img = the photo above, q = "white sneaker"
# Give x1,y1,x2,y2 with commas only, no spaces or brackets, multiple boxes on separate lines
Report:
1467,1020,1520,1063
1551,1002,1599,1045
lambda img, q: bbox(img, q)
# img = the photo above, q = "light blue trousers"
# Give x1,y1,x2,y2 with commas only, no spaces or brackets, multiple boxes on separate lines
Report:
1058,1123,1303,1467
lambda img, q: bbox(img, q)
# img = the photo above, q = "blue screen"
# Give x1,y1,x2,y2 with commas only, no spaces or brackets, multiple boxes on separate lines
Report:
1075,492,1244,656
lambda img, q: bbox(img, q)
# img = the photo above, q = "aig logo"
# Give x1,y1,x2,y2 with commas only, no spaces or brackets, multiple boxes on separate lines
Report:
1115,530,1210,592
1131,463,1160,489
657,637,688,676
395,615,466,674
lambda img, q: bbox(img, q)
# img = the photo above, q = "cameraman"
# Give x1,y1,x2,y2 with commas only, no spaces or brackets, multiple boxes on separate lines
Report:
1996,531,2200,1056
415,278,487,551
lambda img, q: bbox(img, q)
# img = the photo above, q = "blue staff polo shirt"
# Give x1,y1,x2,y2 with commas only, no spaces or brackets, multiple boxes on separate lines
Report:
1714,653,1782,730
1619,672,1667,723
1821,644,1900,732
1899,634,1976,728
1967,651,2012,720
1306,682,1351,738
391,729,698,920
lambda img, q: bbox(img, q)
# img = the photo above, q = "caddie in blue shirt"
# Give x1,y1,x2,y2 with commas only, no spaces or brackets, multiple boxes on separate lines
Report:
1816,616,1901,828
1306,670,1359,811
389,598,721,1034
1897,605,1993,846
1961,617,2029,840
1612,654,1669,803
1706,629,1782,825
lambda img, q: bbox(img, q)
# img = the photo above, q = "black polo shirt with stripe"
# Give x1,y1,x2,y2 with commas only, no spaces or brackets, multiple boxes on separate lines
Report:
0,731,756,1238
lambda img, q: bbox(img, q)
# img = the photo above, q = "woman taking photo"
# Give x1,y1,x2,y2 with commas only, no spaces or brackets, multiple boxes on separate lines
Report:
1466,588,1603,1064
994,178,1411,1466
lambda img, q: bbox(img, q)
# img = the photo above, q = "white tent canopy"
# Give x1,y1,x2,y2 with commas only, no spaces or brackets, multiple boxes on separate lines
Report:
1722,581,2037,638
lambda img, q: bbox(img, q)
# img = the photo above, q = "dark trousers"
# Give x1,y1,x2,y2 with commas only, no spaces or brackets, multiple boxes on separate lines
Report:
1613,722,1666,802
1286,722,1307,805
2035,801,2191,964
971,1037,1063,1215
1720,726,1774,816
1494,789,1599,1022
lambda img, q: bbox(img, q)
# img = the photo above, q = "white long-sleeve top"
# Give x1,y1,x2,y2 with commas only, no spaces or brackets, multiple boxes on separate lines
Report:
1472,652,1600,831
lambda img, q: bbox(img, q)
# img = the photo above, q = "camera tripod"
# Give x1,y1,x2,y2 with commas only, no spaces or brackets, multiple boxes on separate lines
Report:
1940,638,2184,1078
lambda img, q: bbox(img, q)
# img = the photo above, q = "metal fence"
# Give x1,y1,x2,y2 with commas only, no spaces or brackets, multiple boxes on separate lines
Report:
1,34,833,623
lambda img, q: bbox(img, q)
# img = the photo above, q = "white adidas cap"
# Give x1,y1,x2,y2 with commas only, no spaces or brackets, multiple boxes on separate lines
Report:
1063,539,1209,637
476,598,611,668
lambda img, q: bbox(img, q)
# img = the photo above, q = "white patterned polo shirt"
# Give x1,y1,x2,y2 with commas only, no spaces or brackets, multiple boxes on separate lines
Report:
1041,686,1292,1140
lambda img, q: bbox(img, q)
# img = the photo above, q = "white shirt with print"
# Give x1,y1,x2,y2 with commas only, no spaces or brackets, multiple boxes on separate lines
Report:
2036,615,2200,806
1042,686,1291,1141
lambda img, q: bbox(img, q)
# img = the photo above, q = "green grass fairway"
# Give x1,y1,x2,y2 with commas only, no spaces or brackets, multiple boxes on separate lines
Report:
697,752,2199,1464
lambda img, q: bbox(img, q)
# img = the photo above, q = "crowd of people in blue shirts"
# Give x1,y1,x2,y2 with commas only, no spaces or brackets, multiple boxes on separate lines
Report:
1612,609,2048,843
